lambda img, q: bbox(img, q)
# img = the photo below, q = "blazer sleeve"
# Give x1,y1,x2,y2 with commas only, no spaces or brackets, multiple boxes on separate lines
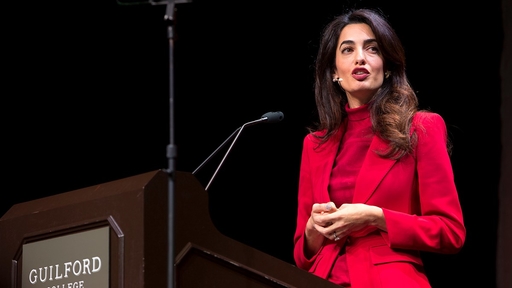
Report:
382,112,466,253
293,134,318,271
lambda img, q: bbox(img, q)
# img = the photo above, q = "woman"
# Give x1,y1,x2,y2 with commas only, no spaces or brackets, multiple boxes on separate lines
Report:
293,8,466,287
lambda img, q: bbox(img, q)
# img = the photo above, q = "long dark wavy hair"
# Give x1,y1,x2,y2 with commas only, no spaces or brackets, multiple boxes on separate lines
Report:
309,8,420,160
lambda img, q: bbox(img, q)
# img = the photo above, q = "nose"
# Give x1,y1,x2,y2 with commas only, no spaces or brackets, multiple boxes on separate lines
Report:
355,49,366,65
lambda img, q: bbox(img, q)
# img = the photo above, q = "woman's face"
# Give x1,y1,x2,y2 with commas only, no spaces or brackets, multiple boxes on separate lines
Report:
333,23,385,108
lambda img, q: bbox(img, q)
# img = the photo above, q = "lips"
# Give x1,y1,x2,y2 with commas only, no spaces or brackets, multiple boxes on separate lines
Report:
352,68,369,81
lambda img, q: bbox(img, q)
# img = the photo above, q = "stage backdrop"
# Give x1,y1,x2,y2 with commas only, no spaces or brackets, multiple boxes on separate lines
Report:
2,1,509,287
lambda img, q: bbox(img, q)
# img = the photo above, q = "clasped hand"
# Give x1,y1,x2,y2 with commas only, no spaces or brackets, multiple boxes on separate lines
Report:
310,202,383,241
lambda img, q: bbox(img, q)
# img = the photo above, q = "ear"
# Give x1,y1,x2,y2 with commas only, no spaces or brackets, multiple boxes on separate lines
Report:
331,68,338,80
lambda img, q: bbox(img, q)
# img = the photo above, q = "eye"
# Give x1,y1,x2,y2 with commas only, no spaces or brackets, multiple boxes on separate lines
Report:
341,46,354,54
366,44,380,54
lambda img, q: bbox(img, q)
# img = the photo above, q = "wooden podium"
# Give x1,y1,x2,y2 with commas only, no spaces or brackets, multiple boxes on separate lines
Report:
0,170,339,288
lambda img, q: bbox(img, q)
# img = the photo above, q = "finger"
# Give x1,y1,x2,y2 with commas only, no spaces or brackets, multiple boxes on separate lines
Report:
325,202,337,212
311,203,321,212
333,230,341,241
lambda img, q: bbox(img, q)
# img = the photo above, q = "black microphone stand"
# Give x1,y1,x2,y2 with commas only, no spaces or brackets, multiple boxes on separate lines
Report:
150,0,191,287
164,3,177,287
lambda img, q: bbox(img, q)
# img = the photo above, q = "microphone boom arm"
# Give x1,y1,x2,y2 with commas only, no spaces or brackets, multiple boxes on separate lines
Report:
192,127,241,175
204,117,267,191
191,111,284,191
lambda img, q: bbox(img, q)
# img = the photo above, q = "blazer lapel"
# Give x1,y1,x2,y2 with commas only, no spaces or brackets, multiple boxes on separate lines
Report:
310,128,344,202
353,136,396,203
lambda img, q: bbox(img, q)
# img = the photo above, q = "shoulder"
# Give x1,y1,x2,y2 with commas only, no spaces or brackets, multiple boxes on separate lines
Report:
413,111,446,130
413,110,444,124
303,129,327,142
302,131,323,150
302,128,343,153
412,111,448,142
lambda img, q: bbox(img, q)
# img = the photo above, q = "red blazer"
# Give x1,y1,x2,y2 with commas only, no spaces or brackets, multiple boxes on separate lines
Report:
293,112,466,288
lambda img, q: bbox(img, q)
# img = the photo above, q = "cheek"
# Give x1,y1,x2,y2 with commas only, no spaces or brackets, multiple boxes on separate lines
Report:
369,65,385,82
369,57,385,74
335,58,352,75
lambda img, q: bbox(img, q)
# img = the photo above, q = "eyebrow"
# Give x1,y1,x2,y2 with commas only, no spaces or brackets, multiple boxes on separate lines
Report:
340,38,378,46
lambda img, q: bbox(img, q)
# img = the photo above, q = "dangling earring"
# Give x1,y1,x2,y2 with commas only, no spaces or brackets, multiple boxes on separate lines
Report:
332,77,343,84
385,71,391,79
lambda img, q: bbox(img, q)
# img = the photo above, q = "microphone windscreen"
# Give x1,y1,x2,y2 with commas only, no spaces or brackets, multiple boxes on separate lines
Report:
261,111,284,123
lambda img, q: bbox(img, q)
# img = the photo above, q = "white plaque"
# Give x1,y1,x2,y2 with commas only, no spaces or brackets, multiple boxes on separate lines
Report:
22,226,110,288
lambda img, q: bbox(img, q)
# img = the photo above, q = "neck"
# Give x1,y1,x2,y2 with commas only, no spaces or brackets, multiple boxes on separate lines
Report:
346,91,375,108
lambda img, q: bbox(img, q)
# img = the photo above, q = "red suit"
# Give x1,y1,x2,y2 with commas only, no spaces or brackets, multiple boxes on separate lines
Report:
293,111,466,288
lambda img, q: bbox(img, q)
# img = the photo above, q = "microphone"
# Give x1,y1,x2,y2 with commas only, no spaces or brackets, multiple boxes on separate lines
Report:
192,111,284,191
261,111,285,123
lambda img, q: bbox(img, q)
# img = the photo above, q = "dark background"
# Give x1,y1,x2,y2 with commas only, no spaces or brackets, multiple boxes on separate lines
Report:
3,1,505,287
